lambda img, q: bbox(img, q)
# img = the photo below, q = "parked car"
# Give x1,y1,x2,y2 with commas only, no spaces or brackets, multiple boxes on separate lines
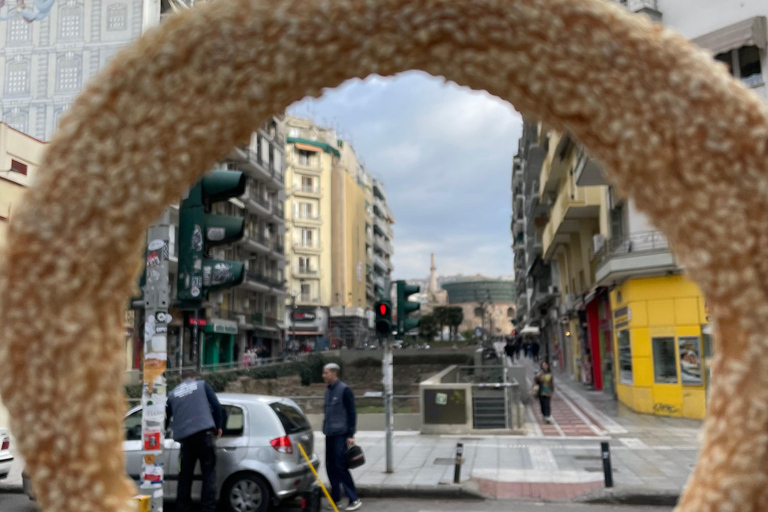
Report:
0,429,12,481
23,394,319,512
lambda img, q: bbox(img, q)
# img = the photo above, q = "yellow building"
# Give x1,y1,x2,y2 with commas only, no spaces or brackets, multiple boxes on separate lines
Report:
0,122,45,428
611,275,710,419
332,142,368,310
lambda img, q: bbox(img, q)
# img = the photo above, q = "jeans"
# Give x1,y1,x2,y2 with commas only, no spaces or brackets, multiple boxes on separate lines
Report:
326,435,358,503
539,395,552,418
177,430,217,512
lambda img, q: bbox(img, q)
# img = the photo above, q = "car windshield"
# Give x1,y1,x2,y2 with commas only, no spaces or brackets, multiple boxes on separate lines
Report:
269,402,311,435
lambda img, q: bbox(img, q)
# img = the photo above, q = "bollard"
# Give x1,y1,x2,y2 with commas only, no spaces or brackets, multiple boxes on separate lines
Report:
133,495,151,512
601,441,613,488
454,442,464,484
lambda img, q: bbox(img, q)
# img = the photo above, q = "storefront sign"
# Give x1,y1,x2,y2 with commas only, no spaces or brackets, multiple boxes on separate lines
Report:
293,312,316,321
208,319,238,334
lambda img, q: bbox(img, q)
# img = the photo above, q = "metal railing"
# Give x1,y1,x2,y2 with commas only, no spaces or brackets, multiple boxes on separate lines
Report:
593,230,670,268
272,203,284,218
287,394,420,414
247,272,272,286
294,185,322,195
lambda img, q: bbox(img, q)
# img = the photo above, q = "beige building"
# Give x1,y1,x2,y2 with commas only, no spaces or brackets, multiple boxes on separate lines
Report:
0,122,45,428
283,116,338,346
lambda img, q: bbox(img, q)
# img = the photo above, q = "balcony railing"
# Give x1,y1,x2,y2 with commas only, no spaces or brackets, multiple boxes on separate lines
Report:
247,272,272,286
298,296,322,304
294,241,322,250
272,203,285,218
294,268,321,277
594,230,670,267
294,212,321,222
294,185,322,195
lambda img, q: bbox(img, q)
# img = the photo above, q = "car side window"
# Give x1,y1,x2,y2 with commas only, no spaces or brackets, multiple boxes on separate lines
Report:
221,405,245,438
125,409,142,441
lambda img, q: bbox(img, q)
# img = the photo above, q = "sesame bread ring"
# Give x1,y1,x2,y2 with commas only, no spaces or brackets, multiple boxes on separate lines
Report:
1,1,767,511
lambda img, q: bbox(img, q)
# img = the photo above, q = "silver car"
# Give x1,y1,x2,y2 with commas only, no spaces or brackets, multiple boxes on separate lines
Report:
24,393,319,512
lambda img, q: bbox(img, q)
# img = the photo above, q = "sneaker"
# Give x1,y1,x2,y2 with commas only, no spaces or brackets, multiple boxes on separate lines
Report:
346,499,363,511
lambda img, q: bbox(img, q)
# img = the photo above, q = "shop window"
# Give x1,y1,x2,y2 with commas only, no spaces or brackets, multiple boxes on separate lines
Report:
652,337,678,384
617,330,632,384
678,336,703,386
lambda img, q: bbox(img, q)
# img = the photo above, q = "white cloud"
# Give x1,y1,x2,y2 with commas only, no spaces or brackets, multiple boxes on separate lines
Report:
288,72,523,280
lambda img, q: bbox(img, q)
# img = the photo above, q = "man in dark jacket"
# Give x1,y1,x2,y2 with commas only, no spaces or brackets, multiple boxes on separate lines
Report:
166,369,223,512
322,363,361,511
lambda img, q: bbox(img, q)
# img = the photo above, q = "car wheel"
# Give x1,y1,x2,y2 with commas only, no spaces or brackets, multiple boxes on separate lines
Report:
222,473,270,512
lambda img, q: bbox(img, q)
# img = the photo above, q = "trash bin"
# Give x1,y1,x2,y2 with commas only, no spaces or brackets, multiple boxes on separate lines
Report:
301,485,323,512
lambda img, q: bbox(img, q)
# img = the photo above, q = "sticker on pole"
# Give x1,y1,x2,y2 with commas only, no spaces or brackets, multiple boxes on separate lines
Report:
148,240,165,251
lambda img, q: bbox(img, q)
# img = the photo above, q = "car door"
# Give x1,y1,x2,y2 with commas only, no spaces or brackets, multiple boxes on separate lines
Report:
173,403,249,500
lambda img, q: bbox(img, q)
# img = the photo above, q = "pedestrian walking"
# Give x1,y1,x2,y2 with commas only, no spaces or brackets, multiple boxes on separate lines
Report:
532,340,540,362
534,361,554,424
504,339,515,366
166,369,223,512
322,363,362,511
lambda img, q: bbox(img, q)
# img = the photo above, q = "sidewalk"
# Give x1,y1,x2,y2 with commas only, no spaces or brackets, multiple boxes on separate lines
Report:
312,358,702,505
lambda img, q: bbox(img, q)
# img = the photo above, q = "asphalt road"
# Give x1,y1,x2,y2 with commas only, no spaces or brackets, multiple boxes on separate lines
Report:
0,493,673,512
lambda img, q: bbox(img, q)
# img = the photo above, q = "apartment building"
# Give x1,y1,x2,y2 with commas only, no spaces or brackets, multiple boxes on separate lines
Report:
514,1,766,418
372,178,395,296
283,116,337,347
0,122,45,428
330,141,373,347
0,0,144,140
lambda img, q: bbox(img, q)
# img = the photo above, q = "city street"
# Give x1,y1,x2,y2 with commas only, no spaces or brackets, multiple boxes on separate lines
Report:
0,493,673,512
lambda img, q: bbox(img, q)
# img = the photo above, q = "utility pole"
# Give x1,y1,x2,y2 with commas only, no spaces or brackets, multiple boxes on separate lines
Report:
383,337,394,473
140,208,172,512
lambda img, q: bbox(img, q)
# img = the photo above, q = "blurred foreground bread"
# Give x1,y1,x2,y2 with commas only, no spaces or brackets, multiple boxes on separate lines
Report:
1,0,767,511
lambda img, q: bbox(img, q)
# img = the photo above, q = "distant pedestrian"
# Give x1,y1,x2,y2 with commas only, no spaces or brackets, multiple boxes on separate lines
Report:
534,361,555,424
532,341,540,362
322,363,362,511
523,340,532,359
504,340,515,365
166,369,223,512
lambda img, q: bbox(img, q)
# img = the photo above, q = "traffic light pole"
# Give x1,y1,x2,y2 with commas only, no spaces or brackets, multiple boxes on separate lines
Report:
382,336,394,473
140,208,172,512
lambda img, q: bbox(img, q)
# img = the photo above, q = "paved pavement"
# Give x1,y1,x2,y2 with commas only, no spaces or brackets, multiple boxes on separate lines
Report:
0,357,702,506
0,493,674,512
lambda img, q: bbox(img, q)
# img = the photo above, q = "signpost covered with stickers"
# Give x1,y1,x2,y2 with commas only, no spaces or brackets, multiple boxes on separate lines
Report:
140,209,173,511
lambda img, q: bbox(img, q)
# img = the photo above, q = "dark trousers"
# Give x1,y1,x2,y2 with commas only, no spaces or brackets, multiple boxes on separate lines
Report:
325,435,358,503
539,395,552,418
178,430,217,512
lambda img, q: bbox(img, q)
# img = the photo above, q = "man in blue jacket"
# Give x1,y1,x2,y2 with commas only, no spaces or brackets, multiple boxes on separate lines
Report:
166,369,223,512
322,363,361,511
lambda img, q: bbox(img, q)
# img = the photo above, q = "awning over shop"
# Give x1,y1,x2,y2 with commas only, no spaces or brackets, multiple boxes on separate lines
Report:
693,16,767,54
520,325,540,335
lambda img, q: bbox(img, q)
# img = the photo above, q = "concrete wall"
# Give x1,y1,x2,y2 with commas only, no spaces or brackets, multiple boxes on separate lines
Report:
305,413,421,432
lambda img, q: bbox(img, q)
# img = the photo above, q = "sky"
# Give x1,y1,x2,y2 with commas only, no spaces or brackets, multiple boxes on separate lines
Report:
288,71,523,281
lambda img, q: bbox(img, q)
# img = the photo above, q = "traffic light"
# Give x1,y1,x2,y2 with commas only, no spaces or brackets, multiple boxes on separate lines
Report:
374,300,393,337
395,280,420,337
177,170,247,303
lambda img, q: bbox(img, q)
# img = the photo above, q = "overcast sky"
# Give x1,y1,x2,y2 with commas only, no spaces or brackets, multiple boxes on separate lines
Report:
288,71,523,281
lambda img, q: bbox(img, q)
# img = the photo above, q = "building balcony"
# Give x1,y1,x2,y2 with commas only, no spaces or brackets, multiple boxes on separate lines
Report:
373,216,393,239
539,133,574,196
292,213,322,226
523,144,546,186
244,183,273,217
290,155,323,174
296,296,322,306
293,241,323,253
531,282,559,309
373,254,388,273
272,202,284,220
373,234,393,255
292,185,323,198
293,268,321,279
542,181,603,259
241,272,272,292
240,231,272,254
594,230,678,287
573,149,607,187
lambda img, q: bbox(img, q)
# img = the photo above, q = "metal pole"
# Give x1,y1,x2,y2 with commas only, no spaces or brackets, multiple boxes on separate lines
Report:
453,443,464,484
140,208,172,512
193,308,201,374
383,339,394,473
292,296,297,354
601,441,613,488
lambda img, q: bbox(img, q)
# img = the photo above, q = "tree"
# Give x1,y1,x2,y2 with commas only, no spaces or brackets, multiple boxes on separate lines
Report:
447,307,464,341
419,315,439,342
433,307,450,341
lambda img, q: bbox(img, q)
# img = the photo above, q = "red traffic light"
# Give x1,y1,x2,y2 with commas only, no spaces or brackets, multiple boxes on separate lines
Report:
379,304,388,315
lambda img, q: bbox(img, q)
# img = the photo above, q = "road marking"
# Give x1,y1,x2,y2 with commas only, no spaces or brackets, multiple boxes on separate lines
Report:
529,445,559,471
555,384,629,435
